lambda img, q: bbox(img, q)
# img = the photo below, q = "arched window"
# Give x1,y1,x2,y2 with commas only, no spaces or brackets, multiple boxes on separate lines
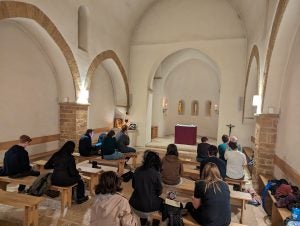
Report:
178,100,184,115
78,5,88,51
191,100,199,116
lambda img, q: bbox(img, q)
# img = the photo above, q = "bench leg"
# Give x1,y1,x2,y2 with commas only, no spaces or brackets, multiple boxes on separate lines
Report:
90,174,98,196
240,200,245,224
0,182,9,191
33,205,39,226
60,190,68,215
67,188,73,207
132,156,137,169
118,162,124,175
24,206,33,226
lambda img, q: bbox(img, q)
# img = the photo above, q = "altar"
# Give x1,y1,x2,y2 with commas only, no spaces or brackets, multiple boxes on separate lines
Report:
174,124,197,145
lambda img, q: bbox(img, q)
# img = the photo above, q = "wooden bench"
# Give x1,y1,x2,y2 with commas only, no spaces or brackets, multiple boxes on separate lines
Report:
225,178,247,191
73,153,126,175
179,158,200,166
182,168,200,180
0,175,76,215
163,179,252,223
259,175,291,226
123,152,138,169
0,189,44,226
151,211,247,226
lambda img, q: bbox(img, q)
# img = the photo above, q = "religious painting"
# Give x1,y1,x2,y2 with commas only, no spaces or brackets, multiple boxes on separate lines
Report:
205,100,212,116
178,100,184,115
191,100,199,116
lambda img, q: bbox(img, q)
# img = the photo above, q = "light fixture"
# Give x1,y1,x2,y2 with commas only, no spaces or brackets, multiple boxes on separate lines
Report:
162,97,168,114
252,95,261,106
77,85,89,104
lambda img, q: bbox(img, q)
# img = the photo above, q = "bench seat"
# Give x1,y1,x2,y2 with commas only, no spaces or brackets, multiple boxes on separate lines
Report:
0,175,76,215
151,211,248,226
259,175,291,226
0,189,44,226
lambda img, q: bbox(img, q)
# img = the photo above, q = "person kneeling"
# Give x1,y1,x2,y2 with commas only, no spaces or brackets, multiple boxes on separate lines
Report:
90,171,138,226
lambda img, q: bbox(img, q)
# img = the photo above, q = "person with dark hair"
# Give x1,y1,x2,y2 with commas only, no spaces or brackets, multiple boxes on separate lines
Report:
186,162,231,226
218,134,229,161
225,141,247,188
229,136,242,152
200,145,226,179
129,151,163,226
101,130,123,160
44,141,88,204
79,129,99,156
116,125,136,153
91,171,138,226
161,144,183,185
0,135,40,192
196,136,210,162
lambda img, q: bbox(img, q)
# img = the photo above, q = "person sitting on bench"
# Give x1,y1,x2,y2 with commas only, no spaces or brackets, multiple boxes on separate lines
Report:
101,130,123,160
0,135,40,193
218,134,229,161
115,125,136,153
225,141,247,191
200,145,226,180
79,129,100,156
44,141,89,204
90,171,138,226
196,136,210,162
129,151,163,226
186,162,231,226
161,144,183,185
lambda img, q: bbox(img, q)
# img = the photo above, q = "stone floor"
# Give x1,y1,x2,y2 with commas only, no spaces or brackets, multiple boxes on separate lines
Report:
0,142,271,226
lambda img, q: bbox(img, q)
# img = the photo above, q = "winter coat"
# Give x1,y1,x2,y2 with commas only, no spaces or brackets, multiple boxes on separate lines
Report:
161,155,183,185
90,193,138,226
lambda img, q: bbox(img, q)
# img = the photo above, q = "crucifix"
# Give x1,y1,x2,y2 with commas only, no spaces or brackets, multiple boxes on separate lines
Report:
226,123,235,136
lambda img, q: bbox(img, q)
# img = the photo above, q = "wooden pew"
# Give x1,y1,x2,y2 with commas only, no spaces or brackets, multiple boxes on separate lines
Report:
151,211,248,226
0,176,76,215
123,152,138,169
225,178,247,191
0,189,44,226
179,158,200,166
259,175,291,226
163,179,252,223
73,153,126,175
182,168,200,180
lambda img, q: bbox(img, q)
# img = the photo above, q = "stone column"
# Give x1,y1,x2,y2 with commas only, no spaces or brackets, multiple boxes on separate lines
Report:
252,114,279,190
59,103,89,147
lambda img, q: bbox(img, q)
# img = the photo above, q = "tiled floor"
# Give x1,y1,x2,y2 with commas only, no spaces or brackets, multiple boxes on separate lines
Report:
0,138,271,226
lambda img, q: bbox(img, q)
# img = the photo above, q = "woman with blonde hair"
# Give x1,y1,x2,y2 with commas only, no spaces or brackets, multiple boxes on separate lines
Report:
186,162,231,226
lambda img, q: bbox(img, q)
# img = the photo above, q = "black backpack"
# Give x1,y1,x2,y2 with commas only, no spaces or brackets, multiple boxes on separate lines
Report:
162,201,184,226
28,172,52,196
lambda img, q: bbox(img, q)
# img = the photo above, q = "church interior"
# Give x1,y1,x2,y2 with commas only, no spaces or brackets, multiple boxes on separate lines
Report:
0,0,300,225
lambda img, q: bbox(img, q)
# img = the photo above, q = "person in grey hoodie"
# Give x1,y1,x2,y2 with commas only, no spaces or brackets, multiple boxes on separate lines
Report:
161,144,183,185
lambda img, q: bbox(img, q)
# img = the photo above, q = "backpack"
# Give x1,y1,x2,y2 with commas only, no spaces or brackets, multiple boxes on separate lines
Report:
162,199,184,226
28,172,52,196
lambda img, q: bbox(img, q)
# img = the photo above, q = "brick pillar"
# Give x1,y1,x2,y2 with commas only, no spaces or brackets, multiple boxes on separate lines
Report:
252,114,279,190
59,103,89,148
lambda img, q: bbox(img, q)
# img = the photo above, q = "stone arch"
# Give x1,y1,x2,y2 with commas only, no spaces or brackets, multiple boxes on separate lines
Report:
85,50,129,108
0,1,81,98
261,0,288,109
242,45,260,122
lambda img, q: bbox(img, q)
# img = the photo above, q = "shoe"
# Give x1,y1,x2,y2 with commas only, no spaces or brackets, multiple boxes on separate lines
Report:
76,196,89,204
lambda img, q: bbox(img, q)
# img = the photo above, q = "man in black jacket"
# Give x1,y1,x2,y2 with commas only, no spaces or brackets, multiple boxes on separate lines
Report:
196,136,210,162
200,145,226,179
0,135,40,192
79,129,99,156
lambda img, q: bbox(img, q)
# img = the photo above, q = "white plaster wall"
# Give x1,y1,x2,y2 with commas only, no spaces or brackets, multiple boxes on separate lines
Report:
275,26,300,174
130,39,251,147
132,0,245,44
88,65,115,129
0,22,59,141
162,59,219,138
